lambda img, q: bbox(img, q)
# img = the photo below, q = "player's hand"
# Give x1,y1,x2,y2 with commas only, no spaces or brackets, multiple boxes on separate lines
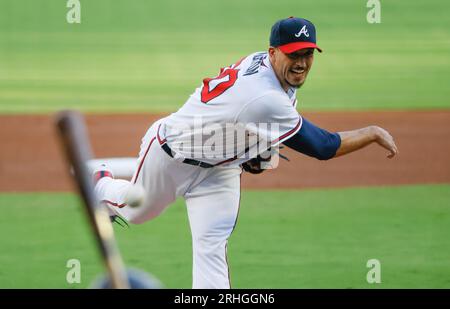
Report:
373,126,398,159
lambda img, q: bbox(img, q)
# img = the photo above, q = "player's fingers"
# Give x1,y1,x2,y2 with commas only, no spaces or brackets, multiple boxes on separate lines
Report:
392,137,399,153
387,147,395,158
379,138,395,158
377,130,398,158
393,142,399,154
387,141,398,159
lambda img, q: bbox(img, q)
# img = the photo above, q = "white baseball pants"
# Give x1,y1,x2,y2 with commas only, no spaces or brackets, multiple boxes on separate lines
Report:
94,120,242,289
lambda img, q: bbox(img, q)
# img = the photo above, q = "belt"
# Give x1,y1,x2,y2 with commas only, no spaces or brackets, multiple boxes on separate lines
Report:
161,143,214,168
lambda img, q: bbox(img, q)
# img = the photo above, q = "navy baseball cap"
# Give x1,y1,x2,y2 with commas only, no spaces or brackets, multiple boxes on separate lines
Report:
270,17,322,54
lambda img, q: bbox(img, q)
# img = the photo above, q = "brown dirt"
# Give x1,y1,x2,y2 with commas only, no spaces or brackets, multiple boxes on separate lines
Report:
1,111,449,192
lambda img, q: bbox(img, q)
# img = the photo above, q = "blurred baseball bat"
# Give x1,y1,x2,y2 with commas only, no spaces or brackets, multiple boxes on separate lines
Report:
55,110,130,289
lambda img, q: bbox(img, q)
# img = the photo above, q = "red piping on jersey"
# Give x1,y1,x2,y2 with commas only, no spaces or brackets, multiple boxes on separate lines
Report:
231,56,246,69
272,116,303,144
102,200,127,208
156,124,166,145
225,173,242,288
218,56,246,75
216,155,238,166
217,118,302,166
133,136,156,184
225,243,231,288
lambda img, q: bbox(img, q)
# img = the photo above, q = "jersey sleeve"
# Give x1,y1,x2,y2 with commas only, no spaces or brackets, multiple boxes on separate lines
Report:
235,91,302,146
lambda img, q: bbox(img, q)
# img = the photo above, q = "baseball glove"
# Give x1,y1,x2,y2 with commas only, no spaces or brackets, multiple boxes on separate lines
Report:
241,154,272,174
241,146,290,174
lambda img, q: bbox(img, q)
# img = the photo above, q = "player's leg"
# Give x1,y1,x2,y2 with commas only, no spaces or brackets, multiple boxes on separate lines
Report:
96,148,178,223
94,175,132,215
94,120,207,224
94,121,177,224
184,168,242,289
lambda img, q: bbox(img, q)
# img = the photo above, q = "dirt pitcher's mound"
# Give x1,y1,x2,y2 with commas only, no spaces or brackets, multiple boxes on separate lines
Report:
1,111,449,192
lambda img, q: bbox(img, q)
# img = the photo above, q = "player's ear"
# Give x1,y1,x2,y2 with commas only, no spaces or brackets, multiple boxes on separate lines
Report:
268,47,277,59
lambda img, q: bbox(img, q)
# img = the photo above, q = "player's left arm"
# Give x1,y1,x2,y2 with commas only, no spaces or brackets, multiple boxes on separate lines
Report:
283,117,398,160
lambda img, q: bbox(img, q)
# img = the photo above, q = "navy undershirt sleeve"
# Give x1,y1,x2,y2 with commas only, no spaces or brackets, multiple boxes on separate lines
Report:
283,117,341,160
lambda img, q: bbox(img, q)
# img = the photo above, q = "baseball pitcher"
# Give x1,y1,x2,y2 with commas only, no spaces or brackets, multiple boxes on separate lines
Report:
94,17,398,289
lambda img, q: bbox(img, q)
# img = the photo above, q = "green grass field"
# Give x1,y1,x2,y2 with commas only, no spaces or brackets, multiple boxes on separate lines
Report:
1,185,449,288
0,0,449,113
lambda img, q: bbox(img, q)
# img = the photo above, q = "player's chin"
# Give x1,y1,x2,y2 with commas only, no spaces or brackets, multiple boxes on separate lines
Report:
286,76,305,89
287,72,306,87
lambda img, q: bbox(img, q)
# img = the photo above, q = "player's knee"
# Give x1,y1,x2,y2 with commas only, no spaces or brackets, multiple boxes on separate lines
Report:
193,232,227,255
128,211,159,224
128,217,146,225
127,197,174,224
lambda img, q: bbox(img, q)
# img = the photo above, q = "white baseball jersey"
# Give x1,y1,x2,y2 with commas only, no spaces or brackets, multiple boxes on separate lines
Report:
160,51,303,166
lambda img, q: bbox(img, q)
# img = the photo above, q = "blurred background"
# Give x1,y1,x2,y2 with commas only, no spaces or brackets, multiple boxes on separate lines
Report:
1,0,449,112
0,0,449,288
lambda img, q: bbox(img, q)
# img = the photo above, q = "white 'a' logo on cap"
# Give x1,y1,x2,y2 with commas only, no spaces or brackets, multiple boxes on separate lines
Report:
295,25,310,38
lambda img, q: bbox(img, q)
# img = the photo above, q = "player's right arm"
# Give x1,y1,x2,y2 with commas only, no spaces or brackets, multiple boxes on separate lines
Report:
334,126,398,158
236,92,398,161
283,118,398,160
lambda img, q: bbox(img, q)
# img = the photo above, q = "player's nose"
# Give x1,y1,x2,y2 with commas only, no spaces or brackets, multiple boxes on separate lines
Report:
294,57,307,68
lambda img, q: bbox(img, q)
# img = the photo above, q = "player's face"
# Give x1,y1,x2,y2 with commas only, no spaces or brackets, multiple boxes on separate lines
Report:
269,47,314,91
